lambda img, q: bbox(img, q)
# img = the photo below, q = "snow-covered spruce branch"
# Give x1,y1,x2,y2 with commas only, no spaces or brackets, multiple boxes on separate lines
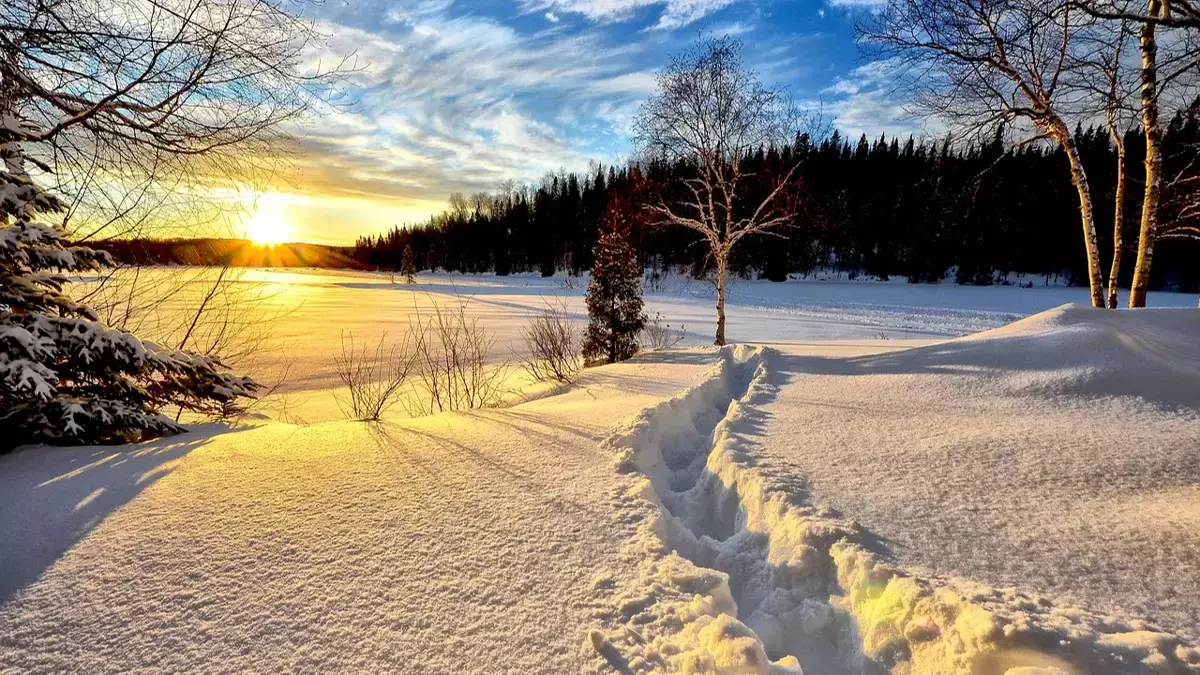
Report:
2,102,258,450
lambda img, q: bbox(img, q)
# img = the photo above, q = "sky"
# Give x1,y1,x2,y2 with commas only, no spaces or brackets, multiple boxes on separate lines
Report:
248,0,924,246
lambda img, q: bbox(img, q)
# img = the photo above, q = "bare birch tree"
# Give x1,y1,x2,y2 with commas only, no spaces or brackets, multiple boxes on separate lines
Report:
1130,0,1169,307
634,36,805,345
1075,0,1200,306
1107,30,1134,308
1080,19,1140,307
862,0,1111,307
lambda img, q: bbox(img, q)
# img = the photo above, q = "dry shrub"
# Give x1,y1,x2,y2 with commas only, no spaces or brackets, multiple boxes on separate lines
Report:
409,300,508,416
521,299,581,383
335,330,419,421
641,312,685,350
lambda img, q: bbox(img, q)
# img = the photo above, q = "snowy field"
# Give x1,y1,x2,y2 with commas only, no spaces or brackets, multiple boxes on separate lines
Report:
3,269,1200,673
73,266,1197,423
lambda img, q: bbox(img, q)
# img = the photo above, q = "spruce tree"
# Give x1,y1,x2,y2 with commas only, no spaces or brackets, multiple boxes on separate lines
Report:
402,244,417,284
583,204,645,364
1,116,259,451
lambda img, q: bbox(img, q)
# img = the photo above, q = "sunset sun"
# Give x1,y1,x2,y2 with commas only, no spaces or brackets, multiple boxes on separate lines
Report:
245,205,290,246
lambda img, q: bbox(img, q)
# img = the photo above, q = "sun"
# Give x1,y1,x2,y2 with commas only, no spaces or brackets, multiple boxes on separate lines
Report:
244,205,290,246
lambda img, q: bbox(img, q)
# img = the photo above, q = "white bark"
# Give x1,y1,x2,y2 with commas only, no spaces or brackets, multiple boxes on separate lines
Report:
1130,0,1164,308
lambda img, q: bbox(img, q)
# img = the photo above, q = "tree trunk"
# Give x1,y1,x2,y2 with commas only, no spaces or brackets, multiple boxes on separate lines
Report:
714,253,727,346
1108,142,1126,309
1052,122,1106,308
1130,4,1163,309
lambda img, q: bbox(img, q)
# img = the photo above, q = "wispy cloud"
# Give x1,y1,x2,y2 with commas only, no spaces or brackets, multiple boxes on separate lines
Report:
825,0,888,7
519,0,743,29
280,5,671,240
263,0,873,243
824,59,935,139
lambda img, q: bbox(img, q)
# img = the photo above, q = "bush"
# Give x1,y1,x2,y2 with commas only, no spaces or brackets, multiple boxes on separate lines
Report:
640,312,685,350
334,331,418,421
410,301,508,415
521,300,581,383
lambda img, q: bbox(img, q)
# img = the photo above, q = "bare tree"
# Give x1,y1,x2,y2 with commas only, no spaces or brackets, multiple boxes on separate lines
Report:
634,36,806,345
1079,19,1140,307
862,0,1111,307
1131,0,1169,307
1075,0,1200,31
1073,0,1200,306
1158,123,1200,251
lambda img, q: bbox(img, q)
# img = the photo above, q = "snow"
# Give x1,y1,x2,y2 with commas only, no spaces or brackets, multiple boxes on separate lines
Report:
596,315,1200,673
4,270,1200,673
69,267,1197,424
750,306,1200,641
0,353,721,673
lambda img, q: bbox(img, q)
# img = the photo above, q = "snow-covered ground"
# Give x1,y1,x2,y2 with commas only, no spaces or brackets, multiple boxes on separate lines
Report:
5,271,1200,673
74,267,1197,423
0,354,722,672
599,308,1200,674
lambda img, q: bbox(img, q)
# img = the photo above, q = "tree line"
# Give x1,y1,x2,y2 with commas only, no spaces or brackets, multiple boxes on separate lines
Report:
352,102,1200,292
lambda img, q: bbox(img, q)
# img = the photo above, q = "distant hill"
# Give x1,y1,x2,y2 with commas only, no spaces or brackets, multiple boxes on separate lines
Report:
91,238,372,270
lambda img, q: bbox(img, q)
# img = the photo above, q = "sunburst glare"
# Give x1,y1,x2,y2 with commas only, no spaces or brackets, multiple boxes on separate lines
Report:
244,202,290,246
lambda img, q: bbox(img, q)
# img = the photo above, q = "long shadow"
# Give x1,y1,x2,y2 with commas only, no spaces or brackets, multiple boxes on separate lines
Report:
0,429,233,605
394,423,614,524
628,350,719,366
796,336,1198,410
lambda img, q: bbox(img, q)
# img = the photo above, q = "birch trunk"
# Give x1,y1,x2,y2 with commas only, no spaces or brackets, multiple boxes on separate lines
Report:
1130,1,1163,308
1051,122,1106,308
1108,141,1127,309
714,252,727,346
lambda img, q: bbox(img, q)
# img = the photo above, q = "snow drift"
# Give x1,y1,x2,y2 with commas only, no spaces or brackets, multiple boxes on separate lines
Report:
858,304,1200,409
597,307,1200,674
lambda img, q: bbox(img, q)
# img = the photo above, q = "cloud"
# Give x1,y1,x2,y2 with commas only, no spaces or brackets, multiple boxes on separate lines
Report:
825,0,887,7
520,0,742,29
263,0,871,243
286,10,663,237
824,60,937,139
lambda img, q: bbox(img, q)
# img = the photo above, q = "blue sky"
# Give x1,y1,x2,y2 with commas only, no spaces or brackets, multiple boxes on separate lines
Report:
262,0,923,244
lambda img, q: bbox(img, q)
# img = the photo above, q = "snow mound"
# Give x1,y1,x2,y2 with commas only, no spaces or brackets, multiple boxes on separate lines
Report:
595,342,1200,674
860,304,1200,408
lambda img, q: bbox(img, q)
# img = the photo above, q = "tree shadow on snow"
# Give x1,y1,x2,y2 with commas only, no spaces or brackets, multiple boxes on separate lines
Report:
0,429,236,606
767,327,1200,412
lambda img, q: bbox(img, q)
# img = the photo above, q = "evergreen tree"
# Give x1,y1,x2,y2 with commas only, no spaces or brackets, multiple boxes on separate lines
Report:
402,244,417,284
1,120,259,451
583,202,645,364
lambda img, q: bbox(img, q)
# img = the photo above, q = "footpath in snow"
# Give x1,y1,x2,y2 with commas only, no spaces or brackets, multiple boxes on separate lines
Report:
593,305,1200,674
